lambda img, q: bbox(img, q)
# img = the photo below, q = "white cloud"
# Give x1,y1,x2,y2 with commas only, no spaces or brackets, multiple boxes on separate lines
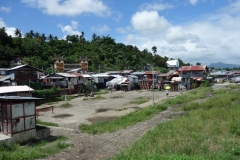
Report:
58,21,81,37
91,24,110,33
189,0,198,5
21,0,110,16
0,18,6,27
70,21,78,30
112,12,122,23
0,6,11,13
0,18,16,37
139,2,173,11
123,0,240,65
116,26,131,34
131,11,170,35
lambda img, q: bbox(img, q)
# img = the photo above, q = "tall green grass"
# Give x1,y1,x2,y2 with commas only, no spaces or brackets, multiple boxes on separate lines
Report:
112,86,240,160
0,136,71,160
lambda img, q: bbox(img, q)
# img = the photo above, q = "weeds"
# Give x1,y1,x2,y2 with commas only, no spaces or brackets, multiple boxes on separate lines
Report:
129,96,150,104
61,102,71,107
36,119,59,127
0,136,71,160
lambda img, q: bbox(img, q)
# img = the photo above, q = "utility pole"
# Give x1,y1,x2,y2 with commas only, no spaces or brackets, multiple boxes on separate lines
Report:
98,64,101,73
152,65,155,106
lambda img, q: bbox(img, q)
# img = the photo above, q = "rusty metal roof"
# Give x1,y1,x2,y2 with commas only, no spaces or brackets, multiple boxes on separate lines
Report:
144,71,159,75
179,66,207,72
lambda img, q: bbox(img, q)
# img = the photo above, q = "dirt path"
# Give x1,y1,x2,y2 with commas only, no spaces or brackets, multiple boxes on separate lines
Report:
41,105,185,160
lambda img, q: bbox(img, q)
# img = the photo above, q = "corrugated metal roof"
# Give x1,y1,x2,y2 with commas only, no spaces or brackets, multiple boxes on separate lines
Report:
110,75,123,78
0,96,42,101
131,72,144,75
167,60,179,67
144,71,159,75
11,64,43,72
106,71,120,74
0,85,33,94
158,73,170,77
119,70,134,73
179,66,207,71
81,74,92,78
55,73,79,77
91,74,109,78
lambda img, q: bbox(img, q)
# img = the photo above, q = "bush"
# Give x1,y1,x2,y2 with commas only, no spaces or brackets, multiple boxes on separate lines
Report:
200,80,210,87
33,86,60,104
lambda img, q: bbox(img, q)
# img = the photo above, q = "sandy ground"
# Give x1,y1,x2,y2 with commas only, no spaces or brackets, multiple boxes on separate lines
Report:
35,89,185,160
37,89,183,129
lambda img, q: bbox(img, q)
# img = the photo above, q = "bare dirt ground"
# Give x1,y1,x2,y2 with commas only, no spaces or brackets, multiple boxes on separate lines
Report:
37,89,187,160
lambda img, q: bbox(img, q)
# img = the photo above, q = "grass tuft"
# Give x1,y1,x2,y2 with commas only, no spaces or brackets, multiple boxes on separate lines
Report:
36,119,59,127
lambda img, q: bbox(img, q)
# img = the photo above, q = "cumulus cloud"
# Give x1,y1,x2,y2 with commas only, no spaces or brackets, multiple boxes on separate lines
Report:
21,0,110,16
91,24,110,33
123,0,240,65
131,11,170,35
0,18,16,37
58,21,81,37
0,6,11,13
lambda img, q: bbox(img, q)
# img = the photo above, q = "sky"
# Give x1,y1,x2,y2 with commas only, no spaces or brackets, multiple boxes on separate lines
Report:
1,0,240,66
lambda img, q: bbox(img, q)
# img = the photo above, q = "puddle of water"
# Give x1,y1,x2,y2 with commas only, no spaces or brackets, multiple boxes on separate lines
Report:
52,113,73,118
95,108,112,113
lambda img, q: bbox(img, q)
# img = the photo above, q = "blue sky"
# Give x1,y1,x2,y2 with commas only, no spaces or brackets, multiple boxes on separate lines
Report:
1,0,240,66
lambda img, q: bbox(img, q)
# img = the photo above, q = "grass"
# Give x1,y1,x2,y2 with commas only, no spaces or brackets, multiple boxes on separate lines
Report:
79,87,211,134
94,89,109,95
83,95,105,101
129,96,150,104
79,103,168,134
36,119,59,127
60,102,71,107
111,85,240,160
0,136,71,160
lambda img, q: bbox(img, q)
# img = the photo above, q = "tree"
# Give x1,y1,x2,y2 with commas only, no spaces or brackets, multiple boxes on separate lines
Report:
14,28,22,38
196,62,201,65
152,46,157,55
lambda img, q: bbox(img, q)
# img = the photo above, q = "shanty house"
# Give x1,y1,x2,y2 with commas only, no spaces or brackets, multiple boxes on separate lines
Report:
179,65,209,81
0,85,33,97
0,96,49,143
40,73,86,88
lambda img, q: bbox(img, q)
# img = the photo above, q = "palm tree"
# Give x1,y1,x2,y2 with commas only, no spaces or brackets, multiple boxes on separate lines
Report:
29,30,35,38
152,46,157,55
41,33,46,42
48,34,53,41
14,28,22,38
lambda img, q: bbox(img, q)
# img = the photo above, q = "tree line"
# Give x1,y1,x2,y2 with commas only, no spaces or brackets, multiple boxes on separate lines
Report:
0,27,189,74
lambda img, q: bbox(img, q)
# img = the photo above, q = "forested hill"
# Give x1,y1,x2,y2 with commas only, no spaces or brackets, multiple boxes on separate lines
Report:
0,27,188,74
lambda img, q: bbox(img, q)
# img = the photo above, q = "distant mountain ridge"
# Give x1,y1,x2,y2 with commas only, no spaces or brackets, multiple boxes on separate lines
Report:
208,62,240,69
